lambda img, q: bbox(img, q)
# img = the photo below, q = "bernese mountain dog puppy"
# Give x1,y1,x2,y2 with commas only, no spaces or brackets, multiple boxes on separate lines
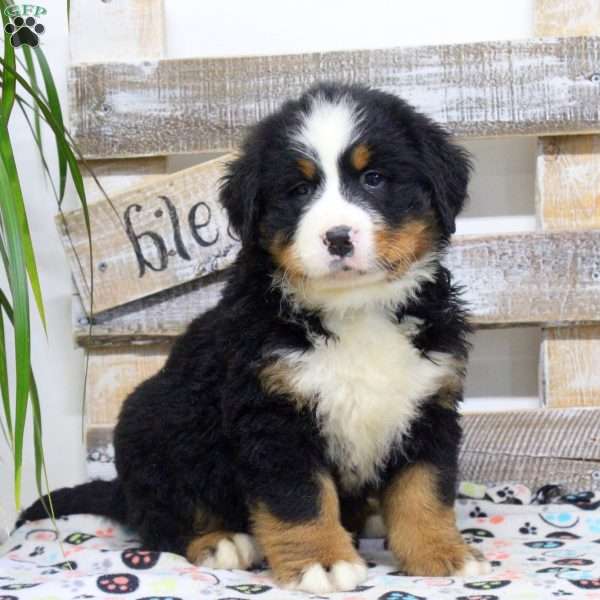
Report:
21,83,491,593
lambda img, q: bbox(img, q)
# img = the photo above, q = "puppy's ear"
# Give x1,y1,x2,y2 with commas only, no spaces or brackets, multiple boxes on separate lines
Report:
219,151,261,246
420,124,472,236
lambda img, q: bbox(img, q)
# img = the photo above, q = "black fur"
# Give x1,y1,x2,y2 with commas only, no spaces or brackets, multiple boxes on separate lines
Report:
20,84,471,560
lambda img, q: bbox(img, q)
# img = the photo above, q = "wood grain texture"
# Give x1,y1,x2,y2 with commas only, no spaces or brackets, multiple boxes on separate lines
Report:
82,157,168,204
69,36,600,159
84,408,600,489
535,0,600,409
535,136,600,229
57,155,236,314
85,344,171,426
73,275,226,346
69,0,165,64
444,230,600,327
69,229,600,346
460,408,600,490
535,0,600,36
542,328,600,407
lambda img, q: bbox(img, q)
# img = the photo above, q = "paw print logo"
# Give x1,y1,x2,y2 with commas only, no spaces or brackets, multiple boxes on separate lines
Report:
469,505,488,518
4,16,45,48
519,521,538,535
496,486,515,501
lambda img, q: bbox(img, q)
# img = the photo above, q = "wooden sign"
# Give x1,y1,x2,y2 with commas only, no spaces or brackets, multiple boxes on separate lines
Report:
69,36,600,159
57,155,238,314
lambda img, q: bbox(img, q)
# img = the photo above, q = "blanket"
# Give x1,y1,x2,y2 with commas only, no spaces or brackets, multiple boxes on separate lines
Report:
1,482,600,599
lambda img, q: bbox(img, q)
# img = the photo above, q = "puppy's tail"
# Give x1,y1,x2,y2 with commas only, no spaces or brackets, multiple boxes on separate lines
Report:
16,479,126,528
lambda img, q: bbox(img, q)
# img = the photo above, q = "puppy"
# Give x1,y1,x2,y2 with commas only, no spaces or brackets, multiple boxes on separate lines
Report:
21,83,491,593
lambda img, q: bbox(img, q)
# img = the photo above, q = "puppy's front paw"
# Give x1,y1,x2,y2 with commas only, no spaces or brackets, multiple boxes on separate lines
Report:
454,546,492,577
285,559,368,594
397,541,491,577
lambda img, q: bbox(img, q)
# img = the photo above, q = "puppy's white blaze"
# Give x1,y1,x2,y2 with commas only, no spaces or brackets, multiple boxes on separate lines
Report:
276,306,458,491
292,96,373,278
293,94,362,172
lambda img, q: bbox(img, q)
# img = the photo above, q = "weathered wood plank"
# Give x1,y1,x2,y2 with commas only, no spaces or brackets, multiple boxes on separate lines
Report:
71,0,168,209
69,0,165,65
73,275,226,346
446,230,600,327
85,408,600,489
57,155,236,314
85,344,171,426
535,0,600,409
82,157,168,205
542,328,600,407
535,0,600,37
70,229,600,346
461,408,600,490
535,134,600,230
69,36,600,159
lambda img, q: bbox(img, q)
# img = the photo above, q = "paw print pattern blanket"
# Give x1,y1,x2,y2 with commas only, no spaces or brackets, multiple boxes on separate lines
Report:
1,483,600,600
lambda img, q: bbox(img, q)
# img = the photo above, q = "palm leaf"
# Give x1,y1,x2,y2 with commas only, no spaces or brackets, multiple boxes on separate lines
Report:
0,3,16,122
34,48,67,205
0,137,31,508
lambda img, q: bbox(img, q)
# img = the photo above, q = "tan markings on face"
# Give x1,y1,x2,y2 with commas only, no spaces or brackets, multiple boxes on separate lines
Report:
251,474,361,584
297,158,317,180
374,217,437,277
350,143,370,171
269,232,305,280
381,463,476,576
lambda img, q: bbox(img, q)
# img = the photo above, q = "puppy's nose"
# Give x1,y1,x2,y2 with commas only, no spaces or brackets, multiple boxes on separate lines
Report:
324,225,353,257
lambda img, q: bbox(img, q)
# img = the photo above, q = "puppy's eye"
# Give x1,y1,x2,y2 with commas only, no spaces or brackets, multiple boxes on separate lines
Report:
290,182,313,198
361,170,385,189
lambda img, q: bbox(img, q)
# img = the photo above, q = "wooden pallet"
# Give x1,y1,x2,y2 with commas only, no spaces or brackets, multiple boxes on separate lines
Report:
64,0,600,491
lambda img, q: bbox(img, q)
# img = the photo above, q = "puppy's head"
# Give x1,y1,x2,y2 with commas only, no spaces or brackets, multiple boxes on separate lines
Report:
220,83,471,311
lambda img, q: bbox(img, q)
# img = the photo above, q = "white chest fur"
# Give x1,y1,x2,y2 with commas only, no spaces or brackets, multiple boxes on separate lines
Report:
279,310,457,490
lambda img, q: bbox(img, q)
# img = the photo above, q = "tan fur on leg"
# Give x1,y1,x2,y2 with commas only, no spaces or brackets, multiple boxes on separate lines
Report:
381,463,489,576
251,475,366,591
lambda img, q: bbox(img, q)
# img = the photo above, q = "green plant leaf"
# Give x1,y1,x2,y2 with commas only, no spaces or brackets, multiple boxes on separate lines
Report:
0,2,16,123
0,293,12,445
0,143,31,509
16,97,59,205
34,48,67,205
21,47,43,167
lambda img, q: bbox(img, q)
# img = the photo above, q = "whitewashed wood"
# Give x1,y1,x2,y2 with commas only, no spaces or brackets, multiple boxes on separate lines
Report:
57,155,236,314
535,0,600,409
85,344,171,426
69,229,600,346
69,0,165,64
444,230,600,327
535,136,600,230
69,36,600,159
542,328,600,407
73,275,226,346
536,0,600,37
85,408,600,489
82,157,168,204
460,408,600,490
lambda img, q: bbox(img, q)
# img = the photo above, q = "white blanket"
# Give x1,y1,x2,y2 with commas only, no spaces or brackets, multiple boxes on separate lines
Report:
1,483,599,599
